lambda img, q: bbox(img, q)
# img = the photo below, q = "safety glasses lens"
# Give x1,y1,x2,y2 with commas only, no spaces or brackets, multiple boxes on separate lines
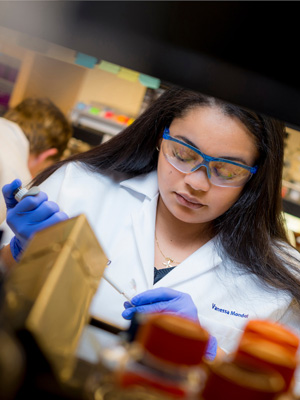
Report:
162,139,252,187
162,140,202,173
210,162,251,186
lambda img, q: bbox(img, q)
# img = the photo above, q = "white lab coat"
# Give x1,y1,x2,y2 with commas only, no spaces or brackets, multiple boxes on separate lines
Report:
2,161,300,391
0,118,32,229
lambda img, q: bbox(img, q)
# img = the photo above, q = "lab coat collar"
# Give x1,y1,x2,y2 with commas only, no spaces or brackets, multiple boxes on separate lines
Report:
120,170,158,200
130,185,223,290
154,238,223,288
131,192,158,289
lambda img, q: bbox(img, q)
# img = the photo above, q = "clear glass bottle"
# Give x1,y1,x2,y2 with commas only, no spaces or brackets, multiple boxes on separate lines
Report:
85,313,211,400
232,319,299,393
117,313,210,399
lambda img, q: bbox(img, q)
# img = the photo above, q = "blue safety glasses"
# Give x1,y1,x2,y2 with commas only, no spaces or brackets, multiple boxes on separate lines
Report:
162,127,258,188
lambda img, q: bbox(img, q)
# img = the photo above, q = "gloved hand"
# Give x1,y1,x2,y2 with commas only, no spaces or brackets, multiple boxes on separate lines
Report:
122,287,218,361
2,179,69,261
122,287,199,322
205,335,218,361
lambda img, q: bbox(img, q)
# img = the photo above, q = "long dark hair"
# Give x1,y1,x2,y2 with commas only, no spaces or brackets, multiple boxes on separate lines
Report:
33,87,300,303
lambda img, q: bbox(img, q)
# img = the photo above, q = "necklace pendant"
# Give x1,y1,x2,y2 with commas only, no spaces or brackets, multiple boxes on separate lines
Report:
163,258,174,268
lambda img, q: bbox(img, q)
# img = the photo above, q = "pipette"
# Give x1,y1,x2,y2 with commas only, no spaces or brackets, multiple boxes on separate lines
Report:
103,272,134,305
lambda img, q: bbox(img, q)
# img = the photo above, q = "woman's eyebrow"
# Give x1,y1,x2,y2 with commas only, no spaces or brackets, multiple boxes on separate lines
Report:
175,135,198,148
175,135,249,165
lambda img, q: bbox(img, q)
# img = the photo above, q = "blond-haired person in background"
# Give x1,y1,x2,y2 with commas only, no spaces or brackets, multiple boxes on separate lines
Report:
0,97,72,227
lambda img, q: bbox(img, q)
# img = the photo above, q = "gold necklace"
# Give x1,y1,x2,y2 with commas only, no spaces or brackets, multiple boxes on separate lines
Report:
155,233,181,268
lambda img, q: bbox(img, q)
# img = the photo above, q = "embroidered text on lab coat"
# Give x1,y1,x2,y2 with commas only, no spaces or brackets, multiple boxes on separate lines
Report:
212,303,249,319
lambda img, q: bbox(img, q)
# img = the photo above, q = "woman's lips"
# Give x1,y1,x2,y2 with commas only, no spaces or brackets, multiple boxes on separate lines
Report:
175,192,204,209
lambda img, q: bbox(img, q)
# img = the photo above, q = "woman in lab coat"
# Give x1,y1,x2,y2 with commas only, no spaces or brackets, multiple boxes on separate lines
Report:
1,87,300,362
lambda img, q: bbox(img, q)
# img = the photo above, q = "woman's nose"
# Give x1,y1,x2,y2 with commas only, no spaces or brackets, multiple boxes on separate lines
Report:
183,166,211,191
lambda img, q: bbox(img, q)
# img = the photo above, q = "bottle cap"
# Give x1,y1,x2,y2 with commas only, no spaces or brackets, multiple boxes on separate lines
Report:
14,186,40,202
14,187,28,202
234,338,297,390
135,313,209,366
241,319,299,356
202,361,284,400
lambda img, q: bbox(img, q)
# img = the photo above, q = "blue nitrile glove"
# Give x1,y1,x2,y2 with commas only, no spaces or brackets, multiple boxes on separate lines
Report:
205,335,218,361
2,179,69,261
122,287,218,361
122,287,199,322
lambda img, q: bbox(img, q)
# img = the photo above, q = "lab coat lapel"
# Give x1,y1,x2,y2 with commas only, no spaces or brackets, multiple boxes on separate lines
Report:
154,238,222,288
131,194,158,290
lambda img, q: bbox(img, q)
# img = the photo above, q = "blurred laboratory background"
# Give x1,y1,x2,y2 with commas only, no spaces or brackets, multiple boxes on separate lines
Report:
1,2,300,399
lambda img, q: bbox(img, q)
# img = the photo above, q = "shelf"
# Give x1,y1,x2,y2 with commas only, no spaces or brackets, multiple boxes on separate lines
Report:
283,199,300,219
76,115,123,137
72,124,104,147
